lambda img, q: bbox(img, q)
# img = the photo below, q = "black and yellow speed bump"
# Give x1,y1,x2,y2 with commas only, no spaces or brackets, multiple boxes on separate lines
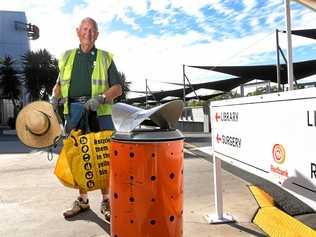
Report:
249,185,316,237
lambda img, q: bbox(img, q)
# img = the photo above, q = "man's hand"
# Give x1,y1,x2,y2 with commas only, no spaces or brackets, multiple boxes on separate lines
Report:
84,95,106,111
52,82,61,98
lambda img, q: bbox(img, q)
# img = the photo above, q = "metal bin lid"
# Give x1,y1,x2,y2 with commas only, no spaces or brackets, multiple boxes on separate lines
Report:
112,100,184,133
111,100,184,141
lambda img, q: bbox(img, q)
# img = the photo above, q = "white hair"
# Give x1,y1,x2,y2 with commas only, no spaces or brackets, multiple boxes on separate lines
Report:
79,17,98,31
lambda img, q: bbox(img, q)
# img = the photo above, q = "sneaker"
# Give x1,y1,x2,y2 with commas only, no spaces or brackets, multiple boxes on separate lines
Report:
63,197,90,218
100,199,111,223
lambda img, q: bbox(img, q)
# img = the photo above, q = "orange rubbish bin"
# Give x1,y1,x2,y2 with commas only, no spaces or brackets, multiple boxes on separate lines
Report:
110,129,184,237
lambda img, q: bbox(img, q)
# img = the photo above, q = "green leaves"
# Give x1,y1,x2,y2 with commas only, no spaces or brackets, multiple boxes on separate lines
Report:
0,55,21,118
21,49,59,101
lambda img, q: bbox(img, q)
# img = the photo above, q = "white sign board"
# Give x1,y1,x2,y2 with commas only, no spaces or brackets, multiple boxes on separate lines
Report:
211,87,316,210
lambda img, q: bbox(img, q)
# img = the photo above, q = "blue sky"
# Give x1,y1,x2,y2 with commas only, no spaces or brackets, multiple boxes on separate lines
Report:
2,0,316,93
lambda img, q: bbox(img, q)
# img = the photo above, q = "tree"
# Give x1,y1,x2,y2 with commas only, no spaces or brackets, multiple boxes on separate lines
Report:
115,72,131,102
246,85,278,96
211,90,241,101
187,99,208,107
22,49,58,101
0,56,21,119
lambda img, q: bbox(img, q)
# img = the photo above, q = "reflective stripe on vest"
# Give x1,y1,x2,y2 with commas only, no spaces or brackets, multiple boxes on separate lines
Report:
59,49,113,116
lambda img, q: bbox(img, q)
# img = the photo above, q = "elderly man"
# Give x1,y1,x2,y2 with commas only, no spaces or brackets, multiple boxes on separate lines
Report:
52,17,122,221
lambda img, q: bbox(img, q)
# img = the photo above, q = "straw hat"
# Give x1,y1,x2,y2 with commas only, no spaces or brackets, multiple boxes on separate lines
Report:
16,101,62,148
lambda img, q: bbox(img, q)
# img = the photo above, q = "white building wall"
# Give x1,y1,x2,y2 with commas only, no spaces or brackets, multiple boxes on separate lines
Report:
0,10,30,67
0,11,30,125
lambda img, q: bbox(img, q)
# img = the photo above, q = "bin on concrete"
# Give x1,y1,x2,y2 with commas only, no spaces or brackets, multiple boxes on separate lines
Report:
110,100,184,237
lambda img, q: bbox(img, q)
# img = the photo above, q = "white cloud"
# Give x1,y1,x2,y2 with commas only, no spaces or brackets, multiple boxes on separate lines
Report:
149,0,171,13
207,0,234,16
153,16,170,26
292,7,316,29
170,0,209,19
1,0,315,94
243,0,257,12
249,17,260,30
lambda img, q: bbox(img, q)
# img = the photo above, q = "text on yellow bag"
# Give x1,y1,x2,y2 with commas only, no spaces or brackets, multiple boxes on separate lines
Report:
54,130,113,192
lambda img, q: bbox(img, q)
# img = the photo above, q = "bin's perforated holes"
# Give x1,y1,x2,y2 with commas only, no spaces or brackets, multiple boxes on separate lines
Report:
169,173,175,179
150,176,156,181
151,153,155,158
150,219,156,225
181,169,183,175
171,152,174,156
169,216,175,222
129,152,135,158
151,198,155,202
114,173,118,177
129,197,135,202
130,176,134,180
114,235,118,237
171,195,174,199
114,193,118,199
130,220,134,224
114,150,118,156
181,210,183,215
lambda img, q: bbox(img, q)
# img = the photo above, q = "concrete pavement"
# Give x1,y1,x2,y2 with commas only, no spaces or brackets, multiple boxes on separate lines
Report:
0,130,265,237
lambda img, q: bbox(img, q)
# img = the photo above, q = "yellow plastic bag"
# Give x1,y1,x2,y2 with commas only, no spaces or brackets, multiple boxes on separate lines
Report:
54,129,112,192
54,130,82,189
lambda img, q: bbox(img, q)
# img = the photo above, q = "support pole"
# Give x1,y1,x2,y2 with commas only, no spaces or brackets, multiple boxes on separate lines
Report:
284,0,294,90
182,65,187,122
203,102,210,132
214,155,223,218
182,65,186,104
145,78,148,108
275,29,281,92
240,84,244,97
204,154,234,224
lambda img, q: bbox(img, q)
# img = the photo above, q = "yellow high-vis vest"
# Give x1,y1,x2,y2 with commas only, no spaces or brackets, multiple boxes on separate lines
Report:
58,48,113,116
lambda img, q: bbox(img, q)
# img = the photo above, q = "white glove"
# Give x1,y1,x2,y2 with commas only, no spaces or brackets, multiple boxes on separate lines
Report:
84,95,106,111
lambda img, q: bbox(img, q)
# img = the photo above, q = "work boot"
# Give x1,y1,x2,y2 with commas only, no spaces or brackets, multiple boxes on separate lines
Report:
63,197,90,218
100,199,111,223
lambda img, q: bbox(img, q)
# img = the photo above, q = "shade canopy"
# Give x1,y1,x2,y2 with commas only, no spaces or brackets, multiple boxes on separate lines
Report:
189,60,316,84
127,87,193,104
287,29,316,40
191,77,252,91
126,77,252,104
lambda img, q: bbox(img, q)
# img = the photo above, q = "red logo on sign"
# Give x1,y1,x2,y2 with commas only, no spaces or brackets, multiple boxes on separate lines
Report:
216,134,221,143
215,112,221,122
272,144,286,164
270,165,288,178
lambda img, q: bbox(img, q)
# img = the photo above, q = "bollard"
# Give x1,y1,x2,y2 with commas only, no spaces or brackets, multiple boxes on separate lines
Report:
110,101,184,237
